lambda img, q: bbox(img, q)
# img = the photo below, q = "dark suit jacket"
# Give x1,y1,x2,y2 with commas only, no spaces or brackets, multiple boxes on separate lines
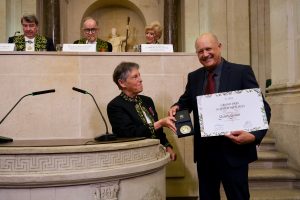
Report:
107,95,171,147
8,35,55,51
176,59,271,167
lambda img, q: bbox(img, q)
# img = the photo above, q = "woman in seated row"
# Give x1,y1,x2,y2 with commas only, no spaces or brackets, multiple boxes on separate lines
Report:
145,21,162,44
9,14,163,52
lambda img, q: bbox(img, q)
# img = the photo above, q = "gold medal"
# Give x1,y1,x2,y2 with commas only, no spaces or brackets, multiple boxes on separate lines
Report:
27,46,32,51
180,125,191,134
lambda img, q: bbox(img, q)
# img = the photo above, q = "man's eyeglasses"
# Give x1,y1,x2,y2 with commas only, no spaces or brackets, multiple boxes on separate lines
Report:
83,28,98,33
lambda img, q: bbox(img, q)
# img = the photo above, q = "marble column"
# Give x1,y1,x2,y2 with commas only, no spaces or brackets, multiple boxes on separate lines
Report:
42,0,60,46
164,0,178,52
249,0,270,93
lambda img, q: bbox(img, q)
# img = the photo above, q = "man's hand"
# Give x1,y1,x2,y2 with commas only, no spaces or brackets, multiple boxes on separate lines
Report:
166,146,177,161
168,105,179,117
224,130,255,145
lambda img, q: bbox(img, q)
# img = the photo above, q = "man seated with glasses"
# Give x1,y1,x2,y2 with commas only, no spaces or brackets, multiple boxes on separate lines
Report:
74,17,112,52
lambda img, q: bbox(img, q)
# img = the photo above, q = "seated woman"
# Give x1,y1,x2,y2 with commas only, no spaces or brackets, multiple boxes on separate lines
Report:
145,21,162,44
107,62,176,161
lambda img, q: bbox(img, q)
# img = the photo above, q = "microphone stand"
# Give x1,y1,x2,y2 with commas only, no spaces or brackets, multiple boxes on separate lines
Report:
0,89,55,144
72,87,116,141
14,31,20,37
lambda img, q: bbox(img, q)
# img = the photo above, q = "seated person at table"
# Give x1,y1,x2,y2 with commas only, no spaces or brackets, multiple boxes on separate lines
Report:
107,62,176,161
145,21,162,44
74,17,112,52
8,14,55,51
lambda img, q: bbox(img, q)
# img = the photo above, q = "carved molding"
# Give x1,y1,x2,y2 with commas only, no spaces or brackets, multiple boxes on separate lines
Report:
0,145,161,173
93,181,119,200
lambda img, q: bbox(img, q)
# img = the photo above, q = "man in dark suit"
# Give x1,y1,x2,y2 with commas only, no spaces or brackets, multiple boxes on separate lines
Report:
8,14,55,51
168,33,271,199
73,17,112,52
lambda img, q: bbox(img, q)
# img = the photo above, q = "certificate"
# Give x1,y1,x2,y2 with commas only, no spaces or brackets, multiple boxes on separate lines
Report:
196,88,269,137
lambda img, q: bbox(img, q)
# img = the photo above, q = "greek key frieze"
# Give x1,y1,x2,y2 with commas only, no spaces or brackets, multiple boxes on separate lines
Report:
0,146,158,173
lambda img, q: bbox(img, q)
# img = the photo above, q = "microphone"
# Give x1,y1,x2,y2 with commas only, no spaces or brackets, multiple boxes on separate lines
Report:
32,89,55,96
14,31,20,37
72,87,116,141
0,89,55,144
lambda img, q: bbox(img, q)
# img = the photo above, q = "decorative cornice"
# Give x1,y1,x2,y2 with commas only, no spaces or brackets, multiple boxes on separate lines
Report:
0,146,161,173
0,139,169,188
266,83,300,96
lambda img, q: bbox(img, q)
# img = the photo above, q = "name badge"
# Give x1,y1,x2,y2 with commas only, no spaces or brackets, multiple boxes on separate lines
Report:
62,44,96,52
140,44,173,52
0,43,15,51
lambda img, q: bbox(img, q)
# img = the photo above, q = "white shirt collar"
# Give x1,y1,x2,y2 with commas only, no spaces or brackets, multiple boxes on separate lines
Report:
25,36,35,43
86,40,96,44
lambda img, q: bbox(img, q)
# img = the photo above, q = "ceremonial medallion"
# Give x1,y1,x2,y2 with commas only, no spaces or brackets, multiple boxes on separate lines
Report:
180,125,191,134
175,109,194,137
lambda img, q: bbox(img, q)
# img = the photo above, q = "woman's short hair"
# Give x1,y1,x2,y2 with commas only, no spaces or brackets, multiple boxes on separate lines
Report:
145,21,162,40
113,62,140,89
150,21,162,40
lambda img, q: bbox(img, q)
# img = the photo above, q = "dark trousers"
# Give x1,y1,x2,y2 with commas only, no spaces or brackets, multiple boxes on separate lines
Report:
197,156,250,200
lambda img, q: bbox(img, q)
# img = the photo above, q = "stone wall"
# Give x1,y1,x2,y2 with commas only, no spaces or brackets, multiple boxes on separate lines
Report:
0,52,200,197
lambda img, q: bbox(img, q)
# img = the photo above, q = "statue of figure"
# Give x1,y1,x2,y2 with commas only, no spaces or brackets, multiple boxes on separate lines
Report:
108,28,126,52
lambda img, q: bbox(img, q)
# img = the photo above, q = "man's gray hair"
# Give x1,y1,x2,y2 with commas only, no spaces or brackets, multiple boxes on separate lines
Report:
21,14,39,25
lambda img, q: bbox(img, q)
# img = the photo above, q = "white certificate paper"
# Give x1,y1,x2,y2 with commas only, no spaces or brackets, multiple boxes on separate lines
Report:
197,88,269,137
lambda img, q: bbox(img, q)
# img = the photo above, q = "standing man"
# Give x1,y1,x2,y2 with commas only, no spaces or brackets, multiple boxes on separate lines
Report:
168,33,271,200
8,14,55,51
74,17,112,52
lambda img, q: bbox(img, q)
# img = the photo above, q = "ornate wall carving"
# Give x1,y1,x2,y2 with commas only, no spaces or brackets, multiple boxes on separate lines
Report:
0,145,163,173
93,181,120,200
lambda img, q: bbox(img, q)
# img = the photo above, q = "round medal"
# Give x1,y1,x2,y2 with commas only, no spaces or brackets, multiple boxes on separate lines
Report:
180,125,191,134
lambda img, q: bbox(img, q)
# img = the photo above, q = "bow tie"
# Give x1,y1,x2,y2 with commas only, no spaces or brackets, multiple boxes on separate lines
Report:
26,40,33,44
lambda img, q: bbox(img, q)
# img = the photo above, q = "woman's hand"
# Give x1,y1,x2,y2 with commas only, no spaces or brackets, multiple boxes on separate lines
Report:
154,116,177,133
166,146,177,161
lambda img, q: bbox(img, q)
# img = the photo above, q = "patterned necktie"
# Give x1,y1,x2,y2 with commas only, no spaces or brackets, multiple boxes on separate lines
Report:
205,72,215,94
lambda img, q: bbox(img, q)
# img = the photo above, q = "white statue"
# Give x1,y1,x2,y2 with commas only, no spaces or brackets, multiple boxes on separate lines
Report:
108,28,126,52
